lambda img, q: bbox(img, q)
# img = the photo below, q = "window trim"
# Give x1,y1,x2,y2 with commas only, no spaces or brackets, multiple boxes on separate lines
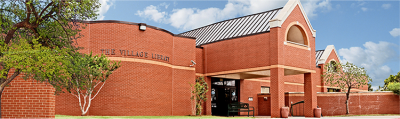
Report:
284,21,310,49
261,86,270,93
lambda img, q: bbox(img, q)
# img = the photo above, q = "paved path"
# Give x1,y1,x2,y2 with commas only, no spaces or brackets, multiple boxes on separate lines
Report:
234,116,400,119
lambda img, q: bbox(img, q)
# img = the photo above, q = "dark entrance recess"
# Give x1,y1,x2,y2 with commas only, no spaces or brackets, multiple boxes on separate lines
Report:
211,78,240,116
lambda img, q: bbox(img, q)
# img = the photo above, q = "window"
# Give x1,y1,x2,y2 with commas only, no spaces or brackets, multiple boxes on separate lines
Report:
261,86,270,93
329,61,337,72
286,25,308,46
327,88,340,92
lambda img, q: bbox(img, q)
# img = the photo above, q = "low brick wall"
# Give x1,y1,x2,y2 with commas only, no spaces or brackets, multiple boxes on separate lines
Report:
1,76,55,118
258,92,400,116
318,92,399,116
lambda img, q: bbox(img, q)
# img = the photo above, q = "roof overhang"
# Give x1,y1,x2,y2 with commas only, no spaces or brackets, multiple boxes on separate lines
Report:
317,45,341,65
269,0,316,38
208,65,316,79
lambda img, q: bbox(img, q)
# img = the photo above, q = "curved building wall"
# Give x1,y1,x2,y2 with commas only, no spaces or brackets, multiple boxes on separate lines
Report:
55,21,196,116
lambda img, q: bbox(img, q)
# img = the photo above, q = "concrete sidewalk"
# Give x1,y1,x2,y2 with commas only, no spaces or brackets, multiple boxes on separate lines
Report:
233,116,400,119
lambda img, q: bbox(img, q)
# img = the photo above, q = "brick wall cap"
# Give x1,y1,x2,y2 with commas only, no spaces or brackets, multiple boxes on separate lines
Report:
317,91,394,94
258,91,395,95
82,20,196,40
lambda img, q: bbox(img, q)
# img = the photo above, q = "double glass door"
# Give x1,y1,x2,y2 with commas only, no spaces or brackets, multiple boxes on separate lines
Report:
211,78,239,116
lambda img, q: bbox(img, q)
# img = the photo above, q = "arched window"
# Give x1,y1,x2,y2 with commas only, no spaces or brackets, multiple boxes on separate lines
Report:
286,25,308,46
329,61,337,72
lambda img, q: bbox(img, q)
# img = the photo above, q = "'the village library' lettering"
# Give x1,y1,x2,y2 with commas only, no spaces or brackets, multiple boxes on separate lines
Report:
101,49,169,62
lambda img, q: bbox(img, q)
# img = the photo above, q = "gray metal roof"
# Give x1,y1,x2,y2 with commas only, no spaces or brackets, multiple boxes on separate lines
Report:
315,50,324,65
178,7,283,46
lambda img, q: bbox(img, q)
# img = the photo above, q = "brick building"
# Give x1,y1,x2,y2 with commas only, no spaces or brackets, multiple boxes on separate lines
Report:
54,0,371,117
2,0,398,118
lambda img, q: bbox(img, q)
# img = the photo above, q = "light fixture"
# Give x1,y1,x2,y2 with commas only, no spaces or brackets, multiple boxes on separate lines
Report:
139,23,146,31
190,60,196,67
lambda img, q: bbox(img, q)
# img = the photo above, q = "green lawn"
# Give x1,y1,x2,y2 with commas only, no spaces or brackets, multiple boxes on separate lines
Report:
326,114,400,117
56,115,254,119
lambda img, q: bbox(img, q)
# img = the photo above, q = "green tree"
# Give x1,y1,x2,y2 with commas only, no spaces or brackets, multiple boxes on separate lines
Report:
65,52,120,116
190,76,208,115
322,62,371,114
368,83,373,91
0,0,100,117
381,71,400,91
387,82,400,95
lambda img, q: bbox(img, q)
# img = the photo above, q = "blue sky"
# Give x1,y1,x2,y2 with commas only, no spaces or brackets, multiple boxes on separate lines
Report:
97,0,400,90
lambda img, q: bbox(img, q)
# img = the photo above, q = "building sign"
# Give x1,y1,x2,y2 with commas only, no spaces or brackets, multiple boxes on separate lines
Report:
101,49,169,62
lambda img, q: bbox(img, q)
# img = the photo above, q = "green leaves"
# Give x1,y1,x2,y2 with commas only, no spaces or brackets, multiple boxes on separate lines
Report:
0,0,101,49
0,38,72,90
387,82,400,95
61,51,120,94
190,76,208,115
322,62,372,93
381,71,400,91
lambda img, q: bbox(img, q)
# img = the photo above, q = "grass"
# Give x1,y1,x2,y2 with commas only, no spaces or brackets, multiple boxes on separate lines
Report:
326,114,400,117
56,115,254,119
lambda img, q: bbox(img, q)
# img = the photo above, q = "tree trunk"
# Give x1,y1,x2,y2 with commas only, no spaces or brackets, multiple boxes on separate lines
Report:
0,88,3,118
345,88,351,114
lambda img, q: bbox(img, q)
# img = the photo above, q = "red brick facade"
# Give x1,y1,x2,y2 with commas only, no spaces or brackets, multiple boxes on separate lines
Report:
1,74,55,118
0,0,392,118
258,92,400,116
55,22,196,116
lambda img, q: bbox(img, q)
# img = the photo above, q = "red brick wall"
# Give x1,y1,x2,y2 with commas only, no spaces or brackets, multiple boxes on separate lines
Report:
319,50,368,92
318,92,399,116
201,33,270,73
239,79,265,116
257,92,400,116
1,74,55,118
258,96,271,116
195,48,204,74
56,22,196,116
285,95,304,116
280,5,315,70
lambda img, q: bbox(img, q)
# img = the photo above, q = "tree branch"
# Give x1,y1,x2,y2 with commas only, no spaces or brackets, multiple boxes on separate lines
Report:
39,1,53,18
4,22,25,44
0,69,20,88
91,81,106,100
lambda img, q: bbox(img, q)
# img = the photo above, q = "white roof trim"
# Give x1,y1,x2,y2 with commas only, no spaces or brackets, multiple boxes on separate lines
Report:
317,45,341,65
270,0,316,37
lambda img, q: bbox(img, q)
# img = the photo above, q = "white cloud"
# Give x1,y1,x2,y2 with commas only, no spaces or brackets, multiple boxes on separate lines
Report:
371,86,380,91
302,0,332,18
358,1,366,6
136,5,167,23
97,0,115,20
160,2,170,9
389,28,400,37
382,4,391,9
361,7,368,12
136,0,331,31
339,41,399,90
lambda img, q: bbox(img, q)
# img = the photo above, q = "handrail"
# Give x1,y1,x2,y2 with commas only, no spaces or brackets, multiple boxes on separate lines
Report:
290,100,304,116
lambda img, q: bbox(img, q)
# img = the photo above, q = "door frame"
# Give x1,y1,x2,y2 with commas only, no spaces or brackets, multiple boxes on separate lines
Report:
210,77,240,116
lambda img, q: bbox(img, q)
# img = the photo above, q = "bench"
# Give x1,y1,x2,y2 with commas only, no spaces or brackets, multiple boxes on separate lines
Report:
227,102,254,117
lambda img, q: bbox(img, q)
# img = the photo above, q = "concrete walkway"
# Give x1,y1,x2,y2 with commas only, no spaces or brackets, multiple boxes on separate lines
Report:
233,116,400,119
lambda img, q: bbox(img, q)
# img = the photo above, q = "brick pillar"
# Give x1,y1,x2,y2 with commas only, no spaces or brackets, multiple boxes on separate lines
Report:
205,76,212,115
304,73,317,117
270,68,285,118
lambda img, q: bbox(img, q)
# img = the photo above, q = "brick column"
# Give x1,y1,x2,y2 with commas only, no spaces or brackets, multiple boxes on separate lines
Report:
304,73,317,117
270,67,285,118
205,76,212,115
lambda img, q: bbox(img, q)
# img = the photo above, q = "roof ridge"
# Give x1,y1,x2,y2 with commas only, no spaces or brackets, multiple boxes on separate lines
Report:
178,7,284,35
